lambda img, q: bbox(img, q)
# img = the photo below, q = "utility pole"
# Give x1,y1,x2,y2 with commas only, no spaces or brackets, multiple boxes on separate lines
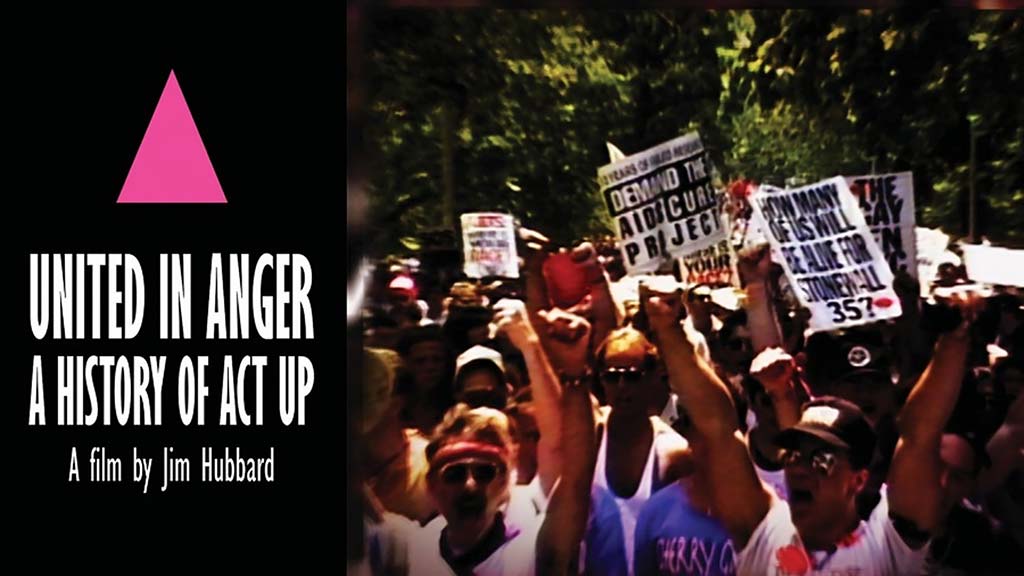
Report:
968,122,977,244
441,103,456,230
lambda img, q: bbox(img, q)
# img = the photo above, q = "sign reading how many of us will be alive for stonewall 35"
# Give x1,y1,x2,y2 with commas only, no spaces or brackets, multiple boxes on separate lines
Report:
749,176,903,333
597,132,727,275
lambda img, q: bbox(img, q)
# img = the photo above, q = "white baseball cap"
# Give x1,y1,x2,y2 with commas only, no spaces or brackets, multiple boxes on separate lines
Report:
455,345,506,379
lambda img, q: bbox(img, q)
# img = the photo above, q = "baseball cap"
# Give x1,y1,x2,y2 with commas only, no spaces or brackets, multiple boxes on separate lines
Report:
455,345,506,381
388,275,418,302
454,346,508,409
776,396,877,469
803,329,892,392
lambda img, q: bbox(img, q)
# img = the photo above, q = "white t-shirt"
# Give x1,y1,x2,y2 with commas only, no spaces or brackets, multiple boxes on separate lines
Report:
737,488,927,576
754,464,789,502
505,475,548,532
683,316,712,364
353,512,416,576
408,513,541,576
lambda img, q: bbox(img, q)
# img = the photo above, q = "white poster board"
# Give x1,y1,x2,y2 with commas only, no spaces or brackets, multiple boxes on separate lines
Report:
962,244,1024,287
749,177,903,332
915,227,951,295
678,239,741,287
460,212,519,278
845,172,917,277
597,133,728,275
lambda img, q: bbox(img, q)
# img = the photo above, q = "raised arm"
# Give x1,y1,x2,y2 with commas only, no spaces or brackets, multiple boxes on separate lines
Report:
570,242,623,354
891,271,934,382
750,347,803,430
536,323,597,575
495,299,562,497
738,245,784,353
888,296,980,534
647,289,771,547
520,227,553,323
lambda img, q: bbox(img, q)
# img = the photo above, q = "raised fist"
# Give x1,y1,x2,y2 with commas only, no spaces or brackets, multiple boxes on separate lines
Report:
493,298,537,351
537,307,592,375
750,347,796,396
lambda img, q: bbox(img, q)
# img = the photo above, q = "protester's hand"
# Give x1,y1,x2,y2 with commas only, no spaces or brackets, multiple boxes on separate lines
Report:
643,285,683,334
937,284,991,334
737,244,773,285
493,298,538,351
519,227,551,276
750,347,796,396
536,308,591,376
935,287,988,339
519,227,552,315
570,241,606,286
566,293,594,321
893,271,921,315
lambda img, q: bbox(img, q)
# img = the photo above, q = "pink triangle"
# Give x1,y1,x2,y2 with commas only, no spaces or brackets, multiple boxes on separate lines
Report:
118,70,227,203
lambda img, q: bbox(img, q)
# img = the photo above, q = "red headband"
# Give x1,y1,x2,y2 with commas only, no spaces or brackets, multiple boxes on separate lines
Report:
431,441,508,470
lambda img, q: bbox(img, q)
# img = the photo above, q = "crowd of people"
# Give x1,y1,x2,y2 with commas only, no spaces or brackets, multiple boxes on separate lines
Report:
351,227,1023,575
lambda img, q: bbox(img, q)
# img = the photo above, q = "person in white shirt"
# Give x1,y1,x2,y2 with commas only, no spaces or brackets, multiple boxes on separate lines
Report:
405,305,599,576
410,406,539,576
646,286,982,575
407,397,595,576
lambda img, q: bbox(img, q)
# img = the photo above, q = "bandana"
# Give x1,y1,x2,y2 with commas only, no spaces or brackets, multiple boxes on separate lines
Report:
431,441,509,471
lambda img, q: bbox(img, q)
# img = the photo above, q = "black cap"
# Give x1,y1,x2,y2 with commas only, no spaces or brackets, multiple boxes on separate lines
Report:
775,396,877,469
803,329,892,392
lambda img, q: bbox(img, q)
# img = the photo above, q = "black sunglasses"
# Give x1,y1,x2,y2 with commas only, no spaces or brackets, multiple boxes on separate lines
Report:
601,366,646,385
782,447,841,477
439,460,505,486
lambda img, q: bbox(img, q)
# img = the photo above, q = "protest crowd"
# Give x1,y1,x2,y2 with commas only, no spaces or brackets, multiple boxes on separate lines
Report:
350,138,1024,575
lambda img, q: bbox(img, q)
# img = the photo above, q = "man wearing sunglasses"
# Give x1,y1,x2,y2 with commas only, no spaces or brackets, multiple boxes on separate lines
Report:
583,326,691,576
647,288,981,575
408,391,597,575
405,406,523,575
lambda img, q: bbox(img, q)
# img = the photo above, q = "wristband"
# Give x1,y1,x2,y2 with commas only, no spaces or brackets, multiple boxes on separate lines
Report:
560,370,593,389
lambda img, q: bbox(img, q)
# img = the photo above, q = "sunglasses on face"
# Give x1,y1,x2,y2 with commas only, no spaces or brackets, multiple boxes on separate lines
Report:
601,366,646,386
438,460,505,486
782,447,841,476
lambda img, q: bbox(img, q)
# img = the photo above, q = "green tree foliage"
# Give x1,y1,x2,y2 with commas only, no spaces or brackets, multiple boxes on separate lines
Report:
362,9,1023,256
723,9,1023,243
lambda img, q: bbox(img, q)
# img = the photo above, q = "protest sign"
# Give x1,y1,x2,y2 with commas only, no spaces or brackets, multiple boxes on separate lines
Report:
678,239,741,287
845,172,916,277
962,244,1024,287
597,133,727,275
915,227,951,295
460,212,519,278
749,177,903,333
606,141,627,162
